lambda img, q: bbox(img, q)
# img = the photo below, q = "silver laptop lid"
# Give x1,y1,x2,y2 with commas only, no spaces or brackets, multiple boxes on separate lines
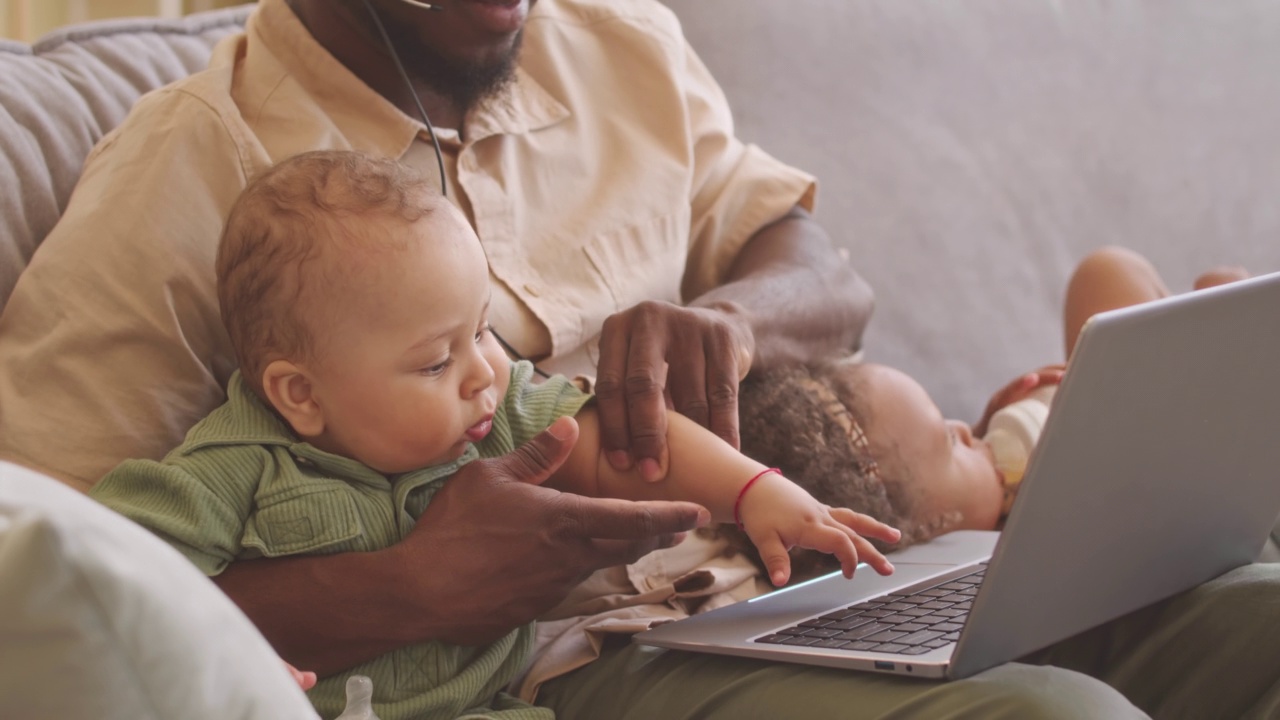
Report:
951,271,1280,678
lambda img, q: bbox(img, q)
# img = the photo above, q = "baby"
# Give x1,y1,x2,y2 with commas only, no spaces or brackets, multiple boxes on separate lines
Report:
89,150,899,720
733,356,991,584
736,247,1250,579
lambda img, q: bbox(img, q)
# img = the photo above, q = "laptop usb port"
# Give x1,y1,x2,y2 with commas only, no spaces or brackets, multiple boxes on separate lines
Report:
874,661,895,671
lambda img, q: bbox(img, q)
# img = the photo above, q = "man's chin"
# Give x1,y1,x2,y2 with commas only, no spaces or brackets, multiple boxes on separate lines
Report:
444,33,523,109
397,27,524,111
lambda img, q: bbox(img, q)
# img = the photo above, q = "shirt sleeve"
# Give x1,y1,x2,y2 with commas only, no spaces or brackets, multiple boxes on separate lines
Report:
677,34,818,303
0,82,256,490
89,448,259,577
479,362,593,458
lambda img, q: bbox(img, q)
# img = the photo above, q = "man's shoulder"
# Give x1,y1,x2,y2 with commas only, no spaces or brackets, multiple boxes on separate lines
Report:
118,63,240,127
87,62,251,171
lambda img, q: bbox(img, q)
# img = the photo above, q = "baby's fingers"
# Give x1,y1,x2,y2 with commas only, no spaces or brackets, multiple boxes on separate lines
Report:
753,533,793,587
845,530,896,576
830,507,902,544
812,523,895,577
790,524,863,579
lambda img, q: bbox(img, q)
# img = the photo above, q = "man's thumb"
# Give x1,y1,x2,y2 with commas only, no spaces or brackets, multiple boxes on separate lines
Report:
503,415,579,486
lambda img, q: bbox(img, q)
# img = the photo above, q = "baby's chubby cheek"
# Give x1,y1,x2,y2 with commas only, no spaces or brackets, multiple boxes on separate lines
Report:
969,484,1006,531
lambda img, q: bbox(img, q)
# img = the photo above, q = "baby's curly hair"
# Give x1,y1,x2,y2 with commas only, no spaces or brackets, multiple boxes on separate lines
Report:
730,358,955,582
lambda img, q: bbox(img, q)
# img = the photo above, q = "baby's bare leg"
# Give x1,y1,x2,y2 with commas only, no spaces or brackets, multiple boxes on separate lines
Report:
1063,246,1169,358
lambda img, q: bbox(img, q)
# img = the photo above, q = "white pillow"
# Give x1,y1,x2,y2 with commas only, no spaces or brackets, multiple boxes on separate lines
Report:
0,461,319,720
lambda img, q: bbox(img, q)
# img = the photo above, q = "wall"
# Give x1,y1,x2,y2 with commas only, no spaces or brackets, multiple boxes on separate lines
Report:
1,0,249,42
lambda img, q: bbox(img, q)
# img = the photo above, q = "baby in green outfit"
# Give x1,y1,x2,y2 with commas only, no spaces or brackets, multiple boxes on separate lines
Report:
91,150,899,720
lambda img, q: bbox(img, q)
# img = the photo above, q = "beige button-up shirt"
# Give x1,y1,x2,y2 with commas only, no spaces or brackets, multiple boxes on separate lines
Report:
0,0,814,490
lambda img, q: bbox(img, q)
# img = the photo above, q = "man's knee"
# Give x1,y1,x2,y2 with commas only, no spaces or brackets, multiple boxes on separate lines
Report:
1180,562,1280,620
950,664,1146,720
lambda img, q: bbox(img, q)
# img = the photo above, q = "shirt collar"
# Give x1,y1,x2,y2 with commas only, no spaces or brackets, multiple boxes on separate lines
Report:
466,66,570,143
180,371,478,488
251,0,569,158
181,371,298,451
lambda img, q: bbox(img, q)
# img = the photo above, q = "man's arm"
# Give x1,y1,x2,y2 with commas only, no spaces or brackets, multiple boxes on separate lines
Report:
698,205,874,371
590,24,872,480
215,420,707,677
594,205,873,480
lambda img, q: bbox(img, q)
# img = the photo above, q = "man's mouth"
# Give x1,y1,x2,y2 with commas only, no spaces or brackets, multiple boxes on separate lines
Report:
450,0,528,35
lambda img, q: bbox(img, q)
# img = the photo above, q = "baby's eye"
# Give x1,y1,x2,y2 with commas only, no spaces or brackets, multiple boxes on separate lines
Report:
421,359,451,377
475,324,493,343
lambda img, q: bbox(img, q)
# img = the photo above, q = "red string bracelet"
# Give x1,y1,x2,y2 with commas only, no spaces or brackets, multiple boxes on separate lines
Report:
734,467,780,530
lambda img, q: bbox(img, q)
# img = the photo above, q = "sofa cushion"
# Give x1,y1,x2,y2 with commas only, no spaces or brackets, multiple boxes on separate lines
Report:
0,6,251,309
0,461,319,719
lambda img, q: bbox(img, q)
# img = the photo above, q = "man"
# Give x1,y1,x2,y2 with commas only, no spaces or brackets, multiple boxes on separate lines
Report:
1,1,1277,718
0,0,867,696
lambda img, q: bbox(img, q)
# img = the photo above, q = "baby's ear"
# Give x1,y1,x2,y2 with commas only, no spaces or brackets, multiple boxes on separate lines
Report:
261,360,325,438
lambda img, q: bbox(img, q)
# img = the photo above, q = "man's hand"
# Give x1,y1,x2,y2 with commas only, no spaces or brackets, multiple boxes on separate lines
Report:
594,300,754,483
397,416,710,646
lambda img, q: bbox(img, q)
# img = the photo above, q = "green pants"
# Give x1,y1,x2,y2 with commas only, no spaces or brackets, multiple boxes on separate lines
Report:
538,564,1280,719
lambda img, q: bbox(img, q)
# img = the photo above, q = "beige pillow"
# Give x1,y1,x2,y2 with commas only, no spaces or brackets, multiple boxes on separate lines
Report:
0,461,319,720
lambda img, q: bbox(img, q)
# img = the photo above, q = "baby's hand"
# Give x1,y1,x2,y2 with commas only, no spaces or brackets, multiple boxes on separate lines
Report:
973,364,1066,437
737,470,900,586
283,660,316,691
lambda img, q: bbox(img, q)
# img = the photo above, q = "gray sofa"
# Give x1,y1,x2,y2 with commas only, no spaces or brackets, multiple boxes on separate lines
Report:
3,0,1280,714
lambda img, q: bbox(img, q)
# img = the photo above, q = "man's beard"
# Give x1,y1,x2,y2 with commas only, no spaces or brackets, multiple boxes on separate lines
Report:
387,26,524,113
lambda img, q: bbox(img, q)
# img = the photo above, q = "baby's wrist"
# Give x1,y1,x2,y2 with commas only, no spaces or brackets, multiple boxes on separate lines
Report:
733,467,782,530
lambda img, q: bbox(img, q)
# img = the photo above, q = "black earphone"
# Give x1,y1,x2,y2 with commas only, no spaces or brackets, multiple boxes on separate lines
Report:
361,0,448,198
361,0,551,378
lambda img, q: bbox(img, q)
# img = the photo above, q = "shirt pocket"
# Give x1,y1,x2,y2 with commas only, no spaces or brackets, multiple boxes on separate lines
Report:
579,207,691,330
242,487,366,557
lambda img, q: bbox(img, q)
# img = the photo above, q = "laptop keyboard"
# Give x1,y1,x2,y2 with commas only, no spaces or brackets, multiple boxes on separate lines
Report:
752,565,986,656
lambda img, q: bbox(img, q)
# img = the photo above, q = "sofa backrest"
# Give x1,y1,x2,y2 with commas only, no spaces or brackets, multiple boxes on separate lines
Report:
0,6,252,308
665,0,1280,418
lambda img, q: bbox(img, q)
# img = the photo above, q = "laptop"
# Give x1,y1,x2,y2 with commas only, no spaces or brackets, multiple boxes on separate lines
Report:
635,271,1280,680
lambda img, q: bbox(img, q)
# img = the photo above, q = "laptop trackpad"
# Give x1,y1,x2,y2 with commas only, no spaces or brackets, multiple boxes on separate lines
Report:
636,531,997,649
885,529,998,566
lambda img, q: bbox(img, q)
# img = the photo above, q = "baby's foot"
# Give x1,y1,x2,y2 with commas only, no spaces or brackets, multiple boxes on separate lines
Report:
1194,266,1250,290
